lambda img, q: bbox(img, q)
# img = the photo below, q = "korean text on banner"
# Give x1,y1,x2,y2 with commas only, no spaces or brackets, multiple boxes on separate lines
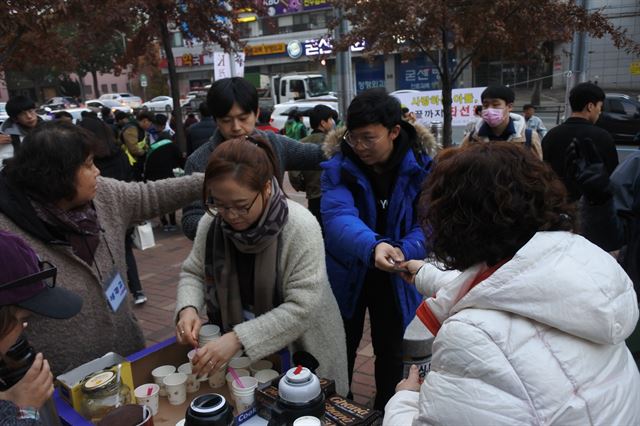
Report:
392,87,486,126
213,52,245,80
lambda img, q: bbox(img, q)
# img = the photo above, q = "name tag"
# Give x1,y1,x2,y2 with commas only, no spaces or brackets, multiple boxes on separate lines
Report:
105,271,127,312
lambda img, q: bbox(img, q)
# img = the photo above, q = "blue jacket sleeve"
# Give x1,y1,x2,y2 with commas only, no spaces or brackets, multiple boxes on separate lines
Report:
321,171,386,265
396,222,428,261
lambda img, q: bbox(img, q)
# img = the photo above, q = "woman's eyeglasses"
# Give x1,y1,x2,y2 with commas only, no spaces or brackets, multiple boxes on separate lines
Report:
205,191,262,216
0,261,57,291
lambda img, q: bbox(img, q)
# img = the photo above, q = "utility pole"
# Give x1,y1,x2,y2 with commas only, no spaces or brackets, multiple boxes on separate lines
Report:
334,8,354,118
564,0,588,117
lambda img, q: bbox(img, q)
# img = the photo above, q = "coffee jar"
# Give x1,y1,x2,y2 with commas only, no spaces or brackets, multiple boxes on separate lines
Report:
184,393,234,426
80,369,131,423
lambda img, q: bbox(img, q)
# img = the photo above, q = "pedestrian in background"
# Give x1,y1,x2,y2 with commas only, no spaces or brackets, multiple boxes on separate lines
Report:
0,96,41,169
289,104,337,229
183,113,198,129
283,109,307,140
522,103,547,138
542,82,618,202
186,102,217,156
321,89,436,410
255,108,279,134
462,85,542,159
384,142,640,425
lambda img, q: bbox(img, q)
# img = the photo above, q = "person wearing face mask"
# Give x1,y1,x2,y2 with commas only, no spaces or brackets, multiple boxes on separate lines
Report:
541,82,618,202
462,85,542,159
288,104,338,229
0,231,82,424
174,136,348,395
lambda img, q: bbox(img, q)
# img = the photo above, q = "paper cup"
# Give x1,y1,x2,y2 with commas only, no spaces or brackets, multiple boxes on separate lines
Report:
163,372,188,405
254,369,280,385
187,349,197,365
198,324,221,339
293,416,322,426
178,363,200,394
134,384,160,416
250,359,273,375
231,376,258,413
208,366,227,388
226,369,250,394
228,357,251,371
151,365,176,397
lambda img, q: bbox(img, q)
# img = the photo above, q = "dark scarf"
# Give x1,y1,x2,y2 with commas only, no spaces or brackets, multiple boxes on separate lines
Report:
209,178,289,331
31,199,101,265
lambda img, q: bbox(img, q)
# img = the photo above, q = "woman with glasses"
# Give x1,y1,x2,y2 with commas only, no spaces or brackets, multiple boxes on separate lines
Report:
174,136,348,395
0,231,82,424
320,89,438,410
0,121,202,376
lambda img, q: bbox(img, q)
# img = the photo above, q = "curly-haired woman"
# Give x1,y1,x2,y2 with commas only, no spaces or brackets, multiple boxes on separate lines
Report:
384,142,640,425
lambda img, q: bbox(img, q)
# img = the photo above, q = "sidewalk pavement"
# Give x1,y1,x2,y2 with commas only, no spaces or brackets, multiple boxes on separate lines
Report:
131,176,378,407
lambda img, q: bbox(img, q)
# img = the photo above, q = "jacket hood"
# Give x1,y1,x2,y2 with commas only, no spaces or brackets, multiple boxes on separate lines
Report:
428,231,639,345
322,121,440,158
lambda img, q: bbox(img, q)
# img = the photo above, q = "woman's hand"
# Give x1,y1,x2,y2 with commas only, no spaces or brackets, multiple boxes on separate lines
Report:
395,364,422,393
374,242,405,272
397,260,426,284
1,353,54,409
191,331,242,377
176,307,201,347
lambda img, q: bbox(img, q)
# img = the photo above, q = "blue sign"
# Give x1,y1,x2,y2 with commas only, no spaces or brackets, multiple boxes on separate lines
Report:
355,57,385,93
396,56,439,91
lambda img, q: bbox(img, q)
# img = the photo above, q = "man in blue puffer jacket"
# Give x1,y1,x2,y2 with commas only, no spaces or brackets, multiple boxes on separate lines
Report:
321,89,438,410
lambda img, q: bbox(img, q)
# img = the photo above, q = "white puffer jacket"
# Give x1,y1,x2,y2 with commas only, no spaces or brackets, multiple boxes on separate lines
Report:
384,231,640,425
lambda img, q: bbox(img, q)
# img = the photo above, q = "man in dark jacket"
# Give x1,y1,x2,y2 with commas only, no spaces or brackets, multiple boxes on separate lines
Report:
181,77,325,240
186,102,216,156
321,89,433,410
542,82,618,202
0,96,40,169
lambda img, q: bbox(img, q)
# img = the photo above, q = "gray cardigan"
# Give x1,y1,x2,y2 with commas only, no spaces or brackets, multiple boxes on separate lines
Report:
175,200,348,395
0,175,203,375
181,128,325,240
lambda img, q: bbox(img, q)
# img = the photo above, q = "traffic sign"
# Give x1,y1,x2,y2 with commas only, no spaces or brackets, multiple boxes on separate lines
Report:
140,74,148,87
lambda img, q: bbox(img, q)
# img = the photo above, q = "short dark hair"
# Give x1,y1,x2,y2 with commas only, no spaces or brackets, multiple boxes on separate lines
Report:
54,111,73,120
257,108,272,125
137,111,154,122
6,96,36,119
198,102,212,118
401,107,410,114
420,142,576,271
523,104,535,111
481,85,515,104
206,77,258,118
347,88,401,131
114,111,129,122
4,121,95,203
153,113,168,126
100,107,112,118
310,105,335,130
569,82,605,112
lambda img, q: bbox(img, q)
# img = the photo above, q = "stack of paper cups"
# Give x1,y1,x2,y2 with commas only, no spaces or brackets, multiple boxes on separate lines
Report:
198,324,221,347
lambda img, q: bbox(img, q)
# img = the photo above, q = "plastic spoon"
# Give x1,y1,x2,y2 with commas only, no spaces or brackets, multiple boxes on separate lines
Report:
228,366,245,389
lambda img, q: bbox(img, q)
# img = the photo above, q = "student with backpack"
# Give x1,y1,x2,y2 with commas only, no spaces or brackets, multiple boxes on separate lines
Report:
462,85,542,159
115,111,148,181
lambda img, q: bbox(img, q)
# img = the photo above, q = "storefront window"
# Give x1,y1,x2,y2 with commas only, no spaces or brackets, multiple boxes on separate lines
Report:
172,31,183,48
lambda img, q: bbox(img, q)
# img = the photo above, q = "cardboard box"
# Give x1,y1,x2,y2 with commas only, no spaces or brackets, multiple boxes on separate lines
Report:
54,337,263,426
56,352,134,413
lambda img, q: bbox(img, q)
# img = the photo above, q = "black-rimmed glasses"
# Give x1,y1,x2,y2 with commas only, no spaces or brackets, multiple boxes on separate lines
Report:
0,261,57,291
205,191,262,217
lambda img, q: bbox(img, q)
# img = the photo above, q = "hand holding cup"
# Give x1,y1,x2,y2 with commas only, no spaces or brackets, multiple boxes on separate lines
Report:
176,307,201,347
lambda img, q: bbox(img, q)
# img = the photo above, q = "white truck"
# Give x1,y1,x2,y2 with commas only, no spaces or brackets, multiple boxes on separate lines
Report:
259,74,337,109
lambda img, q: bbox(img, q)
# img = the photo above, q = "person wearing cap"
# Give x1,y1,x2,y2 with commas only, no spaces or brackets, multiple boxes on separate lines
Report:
0,121,203,376
0,231,82,424
0,96,42,170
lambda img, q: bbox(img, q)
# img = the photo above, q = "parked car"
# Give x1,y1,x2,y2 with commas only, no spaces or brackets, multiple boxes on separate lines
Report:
85,99,132,115
44,108,92,124
40,96,79,111
597,93,640,144
141,96,174,112
99,93,143,109
270,100,339,131
0,102,8,127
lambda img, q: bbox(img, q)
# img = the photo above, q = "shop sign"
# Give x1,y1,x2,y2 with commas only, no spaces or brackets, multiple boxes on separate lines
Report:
302,38,366,56
631,61,640,76
287,40,304,59
355,57,385,93
261,0,331,16
245,43,286,57
392,87,486,126
213,52,246,80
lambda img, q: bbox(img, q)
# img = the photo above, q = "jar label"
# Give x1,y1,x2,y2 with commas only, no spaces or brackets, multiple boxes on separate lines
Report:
84,371,115,390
